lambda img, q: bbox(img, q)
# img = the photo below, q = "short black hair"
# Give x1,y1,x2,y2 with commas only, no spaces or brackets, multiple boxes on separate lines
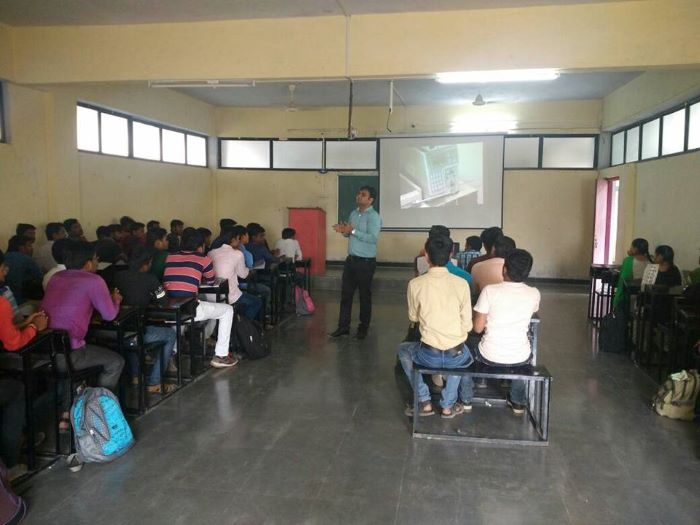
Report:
0,250,4,266
359,185,377,202
425,235,452,267
631,238,650,257
146,227,167,248
51,238,72,264
219,218,237,231
231,225,248,240
247,222,265,238
95,239,122,264
63,218,79,231
196,227,212,238
45,222,65,241
655,245,675,264
466,236,482,251
120,216,135,227
480,227,503,251
63,241,96,270
495,236,516,258
7,235,31,252
181,231,204,251
170,219,184,229
146,220,160,231
130,222,145,233
218,229,237,246
129,245,154,270
504,249,533,283
16,223,36,236
428,225,450,239
282,228,296,239
108,224,122,236
96,226,110,239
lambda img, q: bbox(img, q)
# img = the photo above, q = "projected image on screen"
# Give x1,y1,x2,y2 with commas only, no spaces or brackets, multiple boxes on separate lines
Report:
398,143,483,209
380,135,503,230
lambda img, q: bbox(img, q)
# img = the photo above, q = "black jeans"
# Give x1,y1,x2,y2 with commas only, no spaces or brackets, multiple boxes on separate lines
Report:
338,256,377,330
0,379,25,468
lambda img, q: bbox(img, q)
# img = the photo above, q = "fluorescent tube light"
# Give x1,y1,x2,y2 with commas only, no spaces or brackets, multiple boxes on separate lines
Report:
436,69,559,84
149,80,256,88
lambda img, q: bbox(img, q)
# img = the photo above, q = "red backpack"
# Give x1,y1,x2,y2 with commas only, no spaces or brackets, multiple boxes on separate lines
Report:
294,286,315,316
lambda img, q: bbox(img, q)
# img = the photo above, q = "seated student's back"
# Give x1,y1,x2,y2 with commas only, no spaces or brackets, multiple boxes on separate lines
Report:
275,228,302,261
472,236,516,295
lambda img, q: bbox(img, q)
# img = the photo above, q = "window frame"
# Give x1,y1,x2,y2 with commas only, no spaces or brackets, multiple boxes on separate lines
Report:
76,102,209,168
608,94,700,166
0,83,7,144
503,134,598,171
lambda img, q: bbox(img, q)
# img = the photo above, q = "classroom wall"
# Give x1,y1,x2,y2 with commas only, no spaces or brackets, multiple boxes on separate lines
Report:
0,24,14,79
215,100,601,278
7,0,700,84
0,81,216,251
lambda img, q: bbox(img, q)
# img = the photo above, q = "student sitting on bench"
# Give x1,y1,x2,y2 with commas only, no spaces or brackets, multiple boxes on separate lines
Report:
397,235,474,419
467,249,541,415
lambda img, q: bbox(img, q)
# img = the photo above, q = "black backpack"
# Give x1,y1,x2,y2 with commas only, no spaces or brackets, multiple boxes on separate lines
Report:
233,314,271,360
599,309,627,353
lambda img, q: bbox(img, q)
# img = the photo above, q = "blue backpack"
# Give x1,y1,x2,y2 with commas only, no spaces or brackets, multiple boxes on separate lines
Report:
70,387,134,463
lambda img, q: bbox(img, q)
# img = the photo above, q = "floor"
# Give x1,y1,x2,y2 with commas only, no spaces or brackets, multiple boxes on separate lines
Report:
18,285,700,524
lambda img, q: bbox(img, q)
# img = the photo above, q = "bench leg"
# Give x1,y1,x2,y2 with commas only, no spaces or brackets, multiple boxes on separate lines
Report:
412,367,420,436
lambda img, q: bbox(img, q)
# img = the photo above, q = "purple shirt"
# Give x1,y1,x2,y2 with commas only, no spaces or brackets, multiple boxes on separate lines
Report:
41,270,119,349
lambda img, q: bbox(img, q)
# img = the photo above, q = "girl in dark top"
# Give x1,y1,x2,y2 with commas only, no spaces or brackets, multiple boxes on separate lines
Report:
654,245,682,287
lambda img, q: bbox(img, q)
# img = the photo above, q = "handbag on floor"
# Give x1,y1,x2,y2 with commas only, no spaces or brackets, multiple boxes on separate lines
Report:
70,387,134,464
652,369,700,421
293,285,315,316
598,309,626,353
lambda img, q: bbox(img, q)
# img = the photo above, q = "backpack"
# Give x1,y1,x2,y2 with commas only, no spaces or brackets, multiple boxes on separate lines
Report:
233,314,271,360
598,309,626,353
294,285,315,316
652,370,700,421
70,387,134,463
0,460,26,525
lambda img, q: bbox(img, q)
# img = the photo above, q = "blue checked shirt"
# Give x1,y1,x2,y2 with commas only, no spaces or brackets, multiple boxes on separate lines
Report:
346,206,381,258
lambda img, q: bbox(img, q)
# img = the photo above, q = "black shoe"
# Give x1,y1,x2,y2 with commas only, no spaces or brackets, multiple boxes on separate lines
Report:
355,326,368,340
506,395,526,415
329,327,350,338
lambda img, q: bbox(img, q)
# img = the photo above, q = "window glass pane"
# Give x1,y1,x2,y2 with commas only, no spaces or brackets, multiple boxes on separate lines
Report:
186,135,207,166
133,122,160,161
641,118,660,159
689,102,700,150
272,140,323,169
100,113,128,156
625,126,639,162
77,106,99,152
541,137,595,168
162,129,185,164
221,140,271,168
611,132,624,165
661,108,685,156
504,137,539,168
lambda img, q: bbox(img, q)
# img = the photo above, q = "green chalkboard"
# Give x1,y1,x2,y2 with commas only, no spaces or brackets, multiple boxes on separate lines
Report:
337,174,380,224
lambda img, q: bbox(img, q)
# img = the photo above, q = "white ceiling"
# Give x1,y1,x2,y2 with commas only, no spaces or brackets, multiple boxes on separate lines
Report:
0,0,643,26
172,71,642,108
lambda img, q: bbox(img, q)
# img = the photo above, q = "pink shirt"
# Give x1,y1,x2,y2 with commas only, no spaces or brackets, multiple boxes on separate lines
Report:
471,257,505,295
208,244,249,304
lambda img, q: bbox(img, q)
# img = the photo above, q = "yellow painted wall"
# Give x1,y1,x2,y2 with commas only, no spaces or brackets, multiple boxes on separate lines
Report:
633,151,700,272
0,81,216,252
215,101,601,277
7,1,700,84
0,24,14,79
602,70,700,129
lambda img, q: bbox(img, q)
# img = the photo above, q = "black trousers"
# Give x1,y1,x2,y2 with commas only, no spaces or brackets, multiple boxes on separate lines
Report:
0,379,25,468
338,256,377,330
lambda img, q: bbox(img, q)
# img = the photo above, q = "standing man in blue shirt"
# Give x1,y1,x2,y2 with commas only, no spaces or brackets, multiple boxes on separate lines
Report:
330,185,382,340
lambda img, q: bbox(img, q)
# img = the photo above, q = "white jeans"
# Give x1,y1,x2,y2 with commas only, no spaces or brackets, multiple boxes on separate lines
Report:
194,300,233,357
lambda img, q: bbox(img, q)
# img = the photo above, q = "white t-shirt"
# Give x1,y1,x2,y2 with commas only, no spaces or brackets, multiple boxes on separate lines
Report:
474,281,540,364
275,238,302,261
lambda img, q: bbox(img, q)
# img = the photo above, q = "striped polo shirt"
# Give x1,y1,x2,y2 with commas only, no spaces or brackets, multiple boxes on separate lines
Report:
163,251,215,297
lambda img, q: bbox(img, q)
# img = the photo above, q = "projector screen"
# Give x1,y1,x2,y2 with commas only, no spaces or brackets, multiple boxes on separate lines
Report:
379,135,504,230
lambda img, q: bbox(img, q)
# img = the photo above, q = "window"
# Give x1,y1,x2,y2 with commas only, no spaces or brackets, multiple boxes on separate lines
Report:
100,113,129,157
541,136,596,169
661,108,685,156
220,139,271,169
625,126,639,163
641,118,660,160
186,134,207,167
162,129,185,164
611,131,624,166
504,137,539,168
76,103,208,167
687,102,700,150
133,122,161,161
272,140,323,170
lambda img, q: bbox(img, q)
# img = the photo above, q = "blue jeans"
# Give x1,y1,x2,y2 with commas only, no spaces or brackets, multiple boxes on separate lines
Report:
398,341,474,409
462,348,529,405
127,326,176,385
234,292,262,321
